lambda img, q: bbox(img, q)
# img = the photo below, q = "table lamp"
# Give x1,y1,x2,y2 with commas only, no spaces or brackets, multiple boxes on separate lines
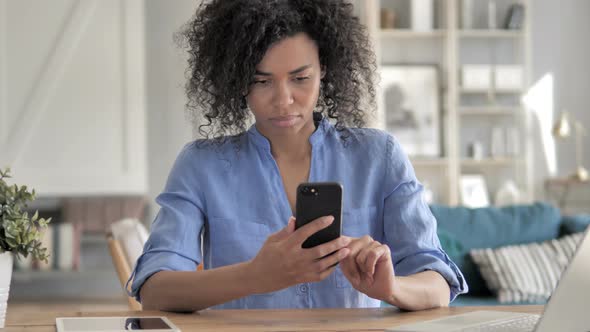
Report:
552,111,588,181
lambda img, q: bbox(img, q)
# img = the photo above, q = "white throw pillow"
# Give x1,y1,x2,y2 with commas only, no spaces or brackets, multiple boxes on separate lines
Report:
470,232,583,303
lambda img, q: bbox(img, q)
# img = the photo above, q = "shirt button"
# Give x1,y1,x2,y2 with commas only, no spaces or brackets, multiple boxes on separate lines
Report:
299,284,308,293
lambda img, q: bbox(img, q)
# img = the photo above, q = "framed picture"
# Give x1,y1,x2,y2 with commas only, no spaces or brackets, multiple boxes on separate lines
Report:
460,175,490,208
379,65,441,157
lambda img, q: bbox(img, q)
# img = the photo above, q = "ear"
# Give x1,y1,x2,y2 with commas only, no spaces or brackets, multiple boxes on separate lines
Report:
320,66,326,79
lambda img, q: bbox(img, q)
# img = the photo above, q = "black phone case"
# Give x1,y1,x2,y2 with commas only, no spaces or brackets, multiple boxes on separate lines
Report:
295,182,343,248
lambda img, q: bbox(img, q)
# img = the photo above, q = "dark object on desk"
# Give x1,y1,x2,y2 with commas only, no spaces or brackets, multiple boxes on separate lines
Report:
504,4,524,30
295,182,342,248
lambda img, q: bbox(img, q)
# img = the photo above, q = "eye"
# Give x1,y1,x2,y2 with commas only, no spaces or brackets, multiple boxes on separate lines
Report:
253,79,269,85
295,76,310,82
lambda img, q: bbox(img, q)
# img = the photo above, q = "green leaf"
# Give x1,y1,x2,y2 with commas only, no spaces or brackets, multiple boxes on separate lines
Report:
0,168,51,261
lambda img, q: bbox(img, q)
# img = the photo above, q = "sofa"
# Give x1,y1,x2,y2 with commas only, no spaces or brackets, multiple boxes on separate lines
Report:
431,202,590,306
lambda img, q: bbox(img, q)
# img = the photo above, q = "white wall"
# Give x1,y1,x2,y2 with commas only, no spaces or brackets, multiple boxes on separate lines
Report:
1,0,148,195
530,0,590,200
144,0,196,223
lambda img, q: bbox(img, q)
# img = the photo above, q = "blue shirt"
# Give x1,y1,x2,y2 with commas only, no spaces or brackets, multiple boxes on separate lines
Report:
129,115,468,309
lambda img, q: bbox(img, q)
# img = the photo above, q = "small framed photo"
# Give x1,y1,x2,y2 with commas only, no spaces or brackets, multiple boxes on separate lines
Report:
379,65,441,157
460,175,490,208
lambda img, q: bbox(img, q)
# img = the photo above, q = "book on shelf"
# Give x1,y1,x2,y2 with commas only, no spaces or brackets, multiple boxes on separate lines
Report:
17,222,80,272
55,222,75,270
36,225,53,271
72,222,83,270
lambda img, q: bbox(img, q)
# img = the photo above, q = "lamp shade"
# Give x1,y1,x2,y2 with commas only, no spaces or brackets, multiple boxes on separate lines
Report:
552,111,572,138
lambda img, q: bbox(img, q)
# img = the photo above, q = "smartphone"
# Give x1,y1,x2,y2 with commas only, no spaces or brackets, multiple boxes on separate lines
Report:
295,182,343,248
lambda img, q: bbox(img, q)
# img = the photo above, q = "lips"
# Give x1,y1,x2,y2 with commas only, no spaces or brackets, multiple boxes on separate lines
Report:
270,114,300,128
272,115,298,121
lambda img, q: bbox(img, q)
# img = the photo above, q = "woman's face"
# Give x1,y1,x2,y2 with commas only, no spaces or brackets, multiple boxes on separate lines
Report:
246,33,323,138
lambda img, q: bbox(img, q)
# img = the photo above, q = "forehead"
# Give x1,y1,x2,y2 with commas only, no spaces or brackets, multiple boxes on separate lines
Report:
255,33,320,73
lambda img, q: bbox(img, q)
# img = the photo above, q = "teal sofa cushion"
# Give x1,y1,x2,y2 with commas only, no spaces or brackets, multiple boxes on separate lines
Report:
561,214,590,235
431,202,561,296
451,296,547,307
437,228,464,260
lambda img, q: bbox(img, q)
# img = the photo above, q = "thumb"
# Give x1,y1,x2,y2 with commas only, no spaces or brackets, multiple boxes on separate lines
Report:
272,216,296,241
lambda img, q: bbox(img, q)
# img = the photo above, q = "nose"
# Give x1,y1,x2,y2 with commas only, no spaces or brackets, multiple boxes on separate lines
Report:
273,81,294,107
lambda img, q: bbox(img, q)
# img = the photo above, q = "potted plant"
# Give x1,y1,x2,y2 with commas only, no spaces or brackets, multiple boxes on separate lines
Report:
0,168,51,327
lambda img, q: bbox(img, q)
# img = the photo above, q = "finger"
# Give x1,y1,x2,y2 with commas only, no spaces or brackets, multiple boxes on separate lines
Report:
306,236,351,260
340,235,353,243
316,263,338,282
288,215,334,247
269,217,295,241
360,243,390,275
339,252,362,285
340,236,372,279
355,240,382,273
313,247,350,272
346,235,374,258
355,241,381,271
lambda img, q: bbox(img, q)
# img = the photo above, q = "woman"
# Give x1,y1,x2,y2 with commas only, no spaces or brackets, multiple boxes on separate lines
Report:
129,0,467,312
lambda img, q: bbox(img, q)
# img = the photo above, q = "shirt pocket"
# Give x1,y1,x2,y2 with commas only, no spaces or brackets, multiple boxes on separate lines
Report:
208,217,270,267
335,206,378,288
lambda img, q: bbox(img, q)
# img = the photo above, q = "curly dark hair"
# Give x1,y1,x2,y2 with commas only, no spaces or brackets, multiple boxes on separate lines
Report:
177,0,377,139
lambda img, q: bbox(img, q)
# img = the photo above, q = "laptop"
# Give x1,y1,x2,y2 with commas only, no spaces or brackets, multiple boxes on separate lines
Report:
388,227,590,332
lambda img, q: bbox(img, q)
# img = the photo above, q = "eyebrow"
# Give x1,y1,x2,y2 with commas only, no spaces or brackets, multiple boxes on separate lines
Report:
254,64,312,76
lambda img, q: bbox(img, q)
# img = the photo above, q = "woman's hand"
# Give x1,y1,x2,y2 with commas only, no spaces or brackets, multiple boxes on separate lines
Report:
247,216,351,294
339,235,396,301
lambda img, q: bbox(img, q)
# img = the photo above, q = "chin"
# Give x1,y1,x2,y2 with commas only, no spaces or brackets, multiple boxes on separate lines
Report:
270,123,302,135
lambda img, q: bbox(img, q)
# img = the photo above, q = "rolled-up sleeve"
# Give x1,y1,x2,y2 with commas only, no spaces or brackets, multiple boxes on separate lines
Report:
382,135,468,301
127,145,205,302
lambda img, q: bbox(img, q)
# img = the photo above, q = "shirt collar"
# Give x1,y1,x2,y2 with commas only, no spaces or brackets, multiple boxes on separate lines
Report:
247,112,330,152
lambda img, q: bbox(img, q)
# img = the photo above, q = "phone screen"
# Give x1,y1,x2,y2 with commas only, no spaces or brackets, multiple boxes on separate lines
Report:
124,318,172,330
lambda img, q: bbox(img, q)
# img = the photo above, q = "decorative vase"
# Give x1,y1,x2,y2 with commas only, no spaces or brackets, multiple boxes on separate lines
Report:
468,141,484,160
488,0,497,29
462,0,473,29
0,252,13,328
411,0,434,31
380,8,396,29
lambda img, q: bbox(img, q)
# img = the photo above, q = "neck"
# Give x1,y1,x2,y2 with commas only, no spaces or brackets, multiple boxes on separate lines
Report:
267,119,317,162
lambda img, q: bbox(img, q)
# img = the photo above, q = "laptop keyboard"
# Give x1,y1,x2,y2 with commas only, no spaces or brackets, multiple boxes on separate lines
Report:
459,314,540,332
